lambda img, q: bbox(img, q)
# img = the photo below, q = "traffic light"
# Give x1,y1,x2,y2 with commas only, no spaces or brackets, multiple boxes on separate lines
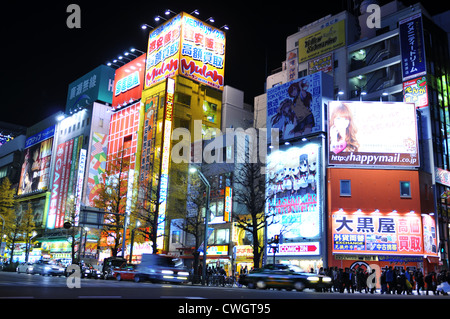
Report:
274,235,279,244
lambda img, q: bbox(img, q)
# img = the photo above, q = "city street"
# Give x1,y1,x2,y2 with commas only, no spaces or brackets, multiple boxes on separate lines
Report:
0,271,448,300
1,271,448,318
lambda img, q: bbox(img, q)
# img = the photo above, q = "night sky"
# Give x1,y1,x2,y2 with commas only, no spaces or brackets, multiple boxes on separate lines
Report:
1,0,446,127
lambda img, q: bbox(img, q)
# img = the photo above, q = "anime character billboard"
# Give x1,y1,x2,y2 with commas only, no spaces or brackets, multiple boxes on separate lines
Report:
267,72,332,143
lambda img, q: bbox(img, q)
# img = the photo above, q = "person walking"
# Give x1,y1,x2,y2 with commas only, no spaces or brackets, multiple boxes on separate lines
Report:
386,266,394,294
415,269,425,295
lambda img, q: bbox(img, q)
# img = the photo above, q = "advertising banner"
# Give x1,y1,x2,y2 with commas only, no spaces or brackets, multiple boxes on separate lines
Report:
179,13,226,90
298,19,345,63
17,136,54,196
66,65,115,113
140,95,159,184
328,101,419,167
308,53,333,75
145,15,182,88
403,76,428,108
47,136,83,229
145,12,226,91
266,143,322,255
112,54,146,109
87,132,108,206
399,13,426,81
267,72,332,143
332,210,423,256
422,214,438,257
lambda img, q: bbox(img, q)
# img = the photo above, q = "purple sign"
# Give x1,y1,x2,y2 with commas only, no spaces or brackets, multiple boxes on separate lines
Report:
399,13,426,81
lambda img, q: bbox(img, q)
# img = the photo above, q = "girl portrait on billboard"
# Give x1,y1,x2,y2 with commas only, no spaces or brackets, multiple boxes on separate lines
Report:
288,80,315,137
329,102,359,154
270,98,296,140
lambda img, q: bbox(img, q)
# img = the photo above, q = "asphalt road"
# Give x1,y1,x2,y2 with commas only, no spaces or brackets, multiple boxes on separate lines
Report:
0,271,447,317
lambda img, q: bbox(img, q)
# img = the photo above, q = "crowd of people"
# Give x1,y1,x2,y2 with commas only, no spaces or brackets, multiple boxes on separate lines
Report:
319,266,450,295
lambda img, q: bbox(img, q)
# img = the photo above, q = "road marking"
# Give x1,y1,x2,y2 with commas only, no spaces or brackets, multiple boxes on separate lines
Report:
78,296,122,299
0,296,34,299
160,296,207,299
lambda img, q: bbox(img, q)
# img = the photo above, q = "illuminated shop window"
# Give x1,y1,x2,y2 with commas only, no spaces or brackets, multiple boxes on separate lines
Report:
400,181,411,198
203,101,217,123
340,180,351,196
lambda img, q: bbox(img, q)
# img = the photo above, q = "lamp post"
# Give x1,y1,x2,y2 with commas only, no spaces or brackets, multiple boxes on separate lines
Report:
189,166,210,285
129,220,141,263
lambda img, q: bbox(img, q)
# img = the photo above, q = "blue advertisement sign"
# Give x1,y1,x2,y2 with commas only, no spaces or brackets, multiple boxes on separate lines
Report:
25,125,55,148
399,13,426,81
266,72,332,144
65,65,115,113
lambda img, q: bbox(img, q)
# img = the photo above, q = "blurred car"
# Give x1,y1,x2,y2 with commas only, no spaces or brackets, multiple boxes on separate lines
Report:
102,257,127,279
33,260,66,276
112,264,138,281
239,264,332,291
134,254,190,284
16,262,35,274
65,262,99,278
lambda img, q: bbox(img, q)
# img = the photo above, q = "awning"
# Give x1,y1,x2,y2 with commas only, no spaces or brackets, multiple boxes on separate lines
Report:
426,256,440,264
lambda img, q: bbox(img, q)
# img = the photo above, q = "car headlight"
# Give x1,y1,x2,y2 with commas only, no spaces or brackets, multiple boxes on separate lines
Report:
178,272,189,276
307,276,319,282
323,277,332,282
44,266,51,270
162,270,174,275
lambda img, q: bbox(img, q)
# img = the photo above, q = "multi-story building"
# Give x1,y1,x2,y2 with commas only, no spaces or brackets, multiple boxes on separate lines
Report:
256,0,449,275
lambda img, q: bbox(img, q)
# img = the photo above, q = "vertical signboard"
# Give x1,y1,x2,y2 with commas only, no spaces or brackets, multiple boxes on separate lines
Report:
399,13,426,81
266,142,322,256
74,148,87,226
145,15,182,88
157,77,175,249
179,13,226,90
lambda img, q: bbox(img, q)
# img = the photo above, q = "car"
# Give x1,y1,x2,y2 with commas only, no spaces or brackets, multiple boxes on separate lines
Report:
16,262,35,274
65,262,98,278
33,260,66,276
112,264,138,281
134,254,190,284
101,257,127,279
239,264,332,291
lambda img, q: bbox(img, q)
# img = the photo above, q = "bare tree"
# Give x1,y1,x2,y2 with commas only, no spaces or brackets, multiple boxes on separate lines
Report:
93,149,130,257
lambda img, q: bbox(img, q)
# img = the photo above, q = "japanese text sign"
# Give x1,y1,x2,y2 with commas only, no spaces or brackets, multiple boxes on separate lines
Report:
332,210,423,256
112,54,146,109
399,13,426,81
403,76,428,108
145,12,225,90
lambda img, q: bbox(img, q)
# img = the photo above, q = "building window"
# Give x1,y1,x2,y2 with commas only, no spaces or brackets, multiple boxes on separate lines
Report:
172,230,180,244
400,181,411,198
340,180,351,196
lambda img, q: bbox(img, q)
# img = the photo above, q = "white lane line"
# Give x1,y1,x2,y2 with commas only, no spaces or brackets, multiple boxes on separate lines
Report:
78,296,122,299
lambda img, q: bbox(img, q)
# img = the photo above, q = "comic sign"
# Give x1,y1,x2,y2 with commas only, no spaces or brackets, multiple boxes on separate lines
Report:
332,210,423,255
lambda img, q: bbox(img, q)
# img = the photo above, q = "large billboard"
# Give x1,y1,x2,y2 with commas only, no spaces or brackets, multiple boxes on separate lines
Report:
332,209,423,256
266,142,323,256
399,13,426,81
145,12,226,91
112,54,146,110
17,133,54,196
47,136,83,229
298,19,345,63
327,101,419,167
66,65,115,113
267,72,332,143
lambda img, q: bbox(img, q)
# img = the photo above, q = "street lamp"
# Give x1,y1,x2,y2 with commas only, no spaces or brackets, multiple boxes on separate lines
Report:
154,15,167,22
189,166,210,285
129,220,141,263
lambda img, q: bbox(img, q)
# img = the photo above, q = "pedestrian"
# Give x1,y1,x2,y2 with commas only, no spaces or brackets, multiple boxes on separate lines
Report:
414,269,425,295
386,266,394,294
380,269,387,294
332,267,339,292
397,269,407,295
350,269,356,293
425,271,436,295
368,269,376,294
344,268,352,293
